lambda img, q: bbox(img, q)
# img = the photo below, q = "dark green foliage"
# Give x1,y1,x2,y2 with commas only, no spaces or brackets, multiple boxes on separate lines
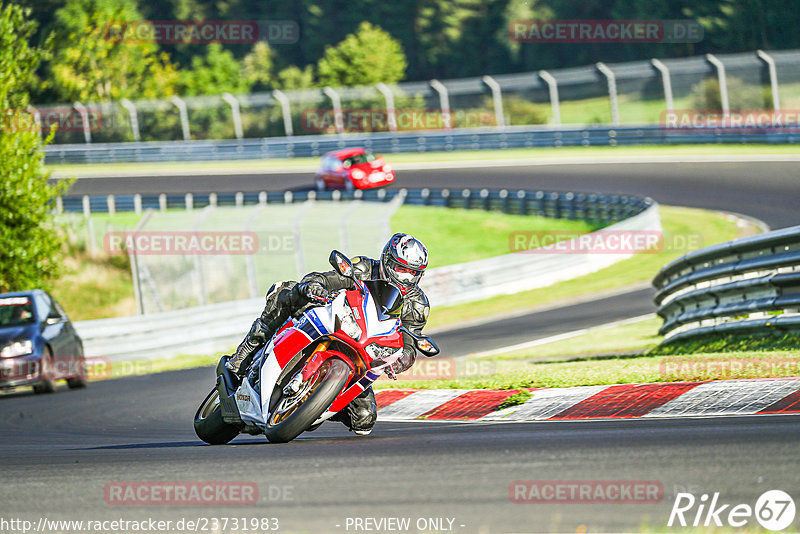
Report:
0,3,71,293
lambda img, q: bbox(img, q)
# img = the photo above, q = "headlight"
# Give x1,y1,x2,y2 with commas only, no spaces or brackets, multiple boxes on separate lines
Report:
351,169,366,180
365,343,403,361
1,340,33,358
334,301,362,340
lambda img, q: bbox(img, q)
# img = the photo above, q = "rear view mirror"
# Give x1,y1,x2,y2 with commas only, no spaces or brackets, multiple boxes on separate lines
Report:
329,250,354,278
415,336,440,357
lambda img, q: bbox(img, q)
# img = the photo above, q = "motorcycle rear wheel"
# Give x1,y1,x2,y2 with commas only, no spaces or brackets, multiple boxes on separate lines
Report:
194,388,241,445
264,358,350,443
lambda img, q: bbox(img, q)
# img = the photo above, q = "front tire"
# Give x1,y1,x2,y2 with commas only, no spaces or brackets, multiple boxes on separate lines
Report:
67,343,88,389
33,347,56,394
194,388,240,445
264,358,350,443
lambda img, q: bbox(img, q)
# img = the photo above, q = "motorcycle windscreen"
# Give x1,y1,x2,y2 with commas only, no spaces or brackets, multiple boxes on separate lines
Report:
363,280,403,320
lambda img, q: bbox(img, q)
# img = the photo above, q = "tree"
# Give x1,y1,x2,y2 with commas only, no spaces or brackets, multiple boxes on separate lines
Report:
241,42,274,91
317,22,407,87
46,0,178,102
0,3,70,293
178,43,251,96
274,65,316,90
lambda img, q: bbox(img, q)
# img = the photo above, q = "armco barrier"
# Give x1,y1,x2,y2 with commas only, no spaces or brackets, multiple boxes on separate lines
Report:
653,225,800,343
60,187,650,224
73,189,657,360
44,125,798,165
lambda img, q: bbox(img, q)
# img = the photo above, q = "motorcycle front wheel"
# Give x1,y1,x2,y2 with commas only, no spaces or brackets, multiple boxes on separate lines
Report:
194,388,241,445
264,357,350,443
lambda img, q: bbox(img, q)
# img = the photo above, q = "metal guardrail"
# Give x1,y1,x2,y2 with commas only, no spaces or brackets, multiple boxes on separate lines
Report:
72,188,656,360
44,125,799,165
60,186,650,224
653,225,800,343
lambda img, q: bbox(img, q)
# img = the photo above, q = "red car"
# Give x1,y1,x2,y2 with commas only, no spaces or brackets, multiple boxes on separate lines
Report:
314,148,395,191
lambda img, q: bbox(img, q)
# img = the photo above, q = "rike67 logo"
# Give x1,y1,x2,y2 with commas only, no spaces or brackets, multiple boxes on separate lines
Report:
669,490,796,530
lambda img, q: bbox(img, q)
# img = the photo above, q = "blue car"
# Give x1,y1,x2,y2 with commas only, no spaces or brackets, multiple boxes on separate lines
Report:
0,290,87,393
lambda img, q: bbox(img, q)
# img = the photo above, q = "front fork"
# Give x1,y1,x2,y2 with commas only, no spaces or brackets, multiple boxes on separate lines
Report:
215,356,244,426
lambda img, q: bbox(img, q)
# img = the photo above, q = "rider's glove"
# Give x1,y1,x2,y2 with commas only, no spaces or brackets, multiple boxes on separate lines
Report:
297,281,330,304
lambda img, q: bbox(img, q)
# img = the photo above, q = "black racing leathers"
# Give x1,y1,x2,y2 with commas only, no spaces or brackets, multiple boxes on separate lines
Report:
299,255,430,375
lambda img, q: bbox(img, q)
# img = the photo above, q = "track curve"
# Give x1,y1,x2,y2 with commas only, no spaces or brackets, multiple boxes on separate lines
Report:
5,159,797,533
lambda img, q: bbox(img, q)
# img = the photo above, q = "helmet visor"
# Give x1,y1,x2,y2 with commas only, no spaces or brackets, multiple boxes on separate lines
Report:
389,263,423,286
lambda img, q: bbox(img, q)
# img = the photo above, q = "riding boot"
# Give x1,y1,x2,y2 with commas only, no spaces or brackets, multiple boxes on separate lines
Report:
333,387,378,435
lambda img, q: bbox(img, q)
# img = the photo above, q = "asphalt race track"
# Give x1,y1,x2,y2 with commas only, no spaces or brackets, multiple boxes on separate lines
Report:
63,160,800,228
2,370,799,532
435,287,655,357
3,159,796,533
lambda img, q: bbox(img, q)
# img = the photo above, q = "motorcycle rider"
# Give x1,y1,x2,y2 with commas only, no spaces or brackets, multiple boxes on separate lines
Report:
226,233,430,435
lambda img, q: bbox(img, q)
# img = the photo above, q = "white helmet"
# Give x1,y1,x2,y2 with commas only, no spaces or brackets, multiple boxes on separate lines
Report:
379,233,428,293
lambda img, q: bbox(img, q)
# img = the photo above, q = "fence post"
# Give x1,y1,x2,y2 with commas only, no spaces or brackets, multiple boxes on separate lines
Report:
596,62,619,126
222,92,244,139
430,79,452,129
376,82,398,132
120,98,141,141
565,192,575,219
499,189,509,213
82,195,91,217
538,70,561,126
480,188,490,210
209,192,218,207
482,75,505,127
517,190,527,215
244,205,266,298
185,193,193,211
158,193,166,212
170,96,191,140
756,50,781,111
421,188,430,206
73,102,92,143
651,59,674,113
441,188,451,208
55,196,63,214
107,195,116,216
461,188,472,209
134,194,142,214
272,90,294,136
322,86,344,134
260,191,268,205
235,192,244,207
705,54,730,114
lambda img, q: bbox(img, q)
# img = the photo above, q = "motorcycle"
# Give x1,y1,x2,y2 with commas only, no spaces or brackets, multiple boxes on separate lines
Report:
193,250,440,444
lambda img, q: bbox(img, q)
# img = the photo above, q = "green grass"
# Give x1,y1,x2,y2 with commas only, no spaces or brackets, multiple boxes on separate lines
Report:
50,243,136,321
490,315,663,361
45,144,800,175
651,332,800,355
54,204,599,320
424,205,750,329
391,205,601,268
374,348,800,391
